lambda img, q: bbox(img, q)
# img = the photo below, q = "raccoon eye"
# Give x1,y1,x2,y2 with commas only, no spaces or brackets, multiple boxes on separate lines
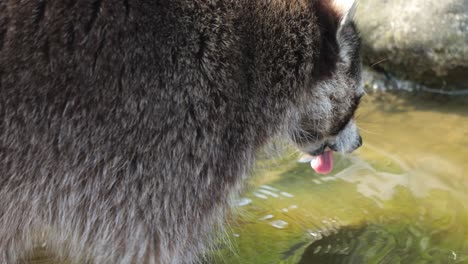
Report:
357,92,365,101
354,93,364,107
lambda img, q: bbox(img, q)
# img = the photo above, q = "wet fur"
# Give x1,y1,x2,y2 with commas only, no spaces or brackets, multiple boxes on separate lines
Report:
0,0,362,263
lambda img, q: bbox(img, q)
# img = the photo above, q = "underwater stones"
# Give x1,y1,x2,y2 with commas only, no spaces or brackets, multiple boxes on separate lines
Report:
299,224,458,264
355,0,468,91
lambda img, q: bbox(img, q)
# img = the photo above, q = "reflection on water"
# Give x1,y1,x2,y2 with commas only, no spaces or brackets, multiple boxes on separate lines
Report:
209,91,468,264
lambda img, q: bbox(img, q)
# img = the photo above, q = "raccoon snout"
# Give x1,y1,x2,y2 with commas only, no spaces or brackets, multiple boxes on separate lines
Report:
327,134,362,153
308,144,326,156
325,135,361,152
327,143,339,152
347,134,362,151
329,119,363,153
356,135,363,148
346,134,362,152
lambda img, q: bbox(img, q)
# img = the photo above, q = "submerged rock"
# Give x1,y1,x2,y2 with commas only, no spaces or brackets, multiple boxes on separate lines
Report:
355,0,468,91
299,224,468,264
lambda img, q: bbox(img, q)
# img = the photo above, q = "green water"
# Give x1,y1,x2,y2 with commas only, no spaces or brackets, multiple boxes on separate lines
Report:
209,91,468,264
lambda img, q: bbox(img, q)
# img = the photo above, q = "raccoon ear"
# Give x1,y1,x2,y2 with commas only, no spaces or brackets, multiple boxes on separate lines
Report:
333,0,358,25
337,20,360,66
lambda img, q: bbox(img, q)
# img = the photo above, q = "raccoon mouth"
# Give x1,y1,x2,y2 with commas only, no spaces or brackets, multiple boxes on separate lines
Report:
310,150,334,174
298,147,334,175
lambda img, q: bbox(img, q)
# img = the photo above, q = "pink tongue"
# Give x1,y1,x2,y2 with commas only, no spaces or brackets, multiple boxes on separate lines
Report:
311,150,334,174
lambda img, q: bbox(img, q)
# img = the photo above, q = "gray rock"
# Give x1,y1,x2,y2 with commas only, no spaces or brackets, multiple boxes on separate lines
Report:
362,67,468,95
355,0,468,90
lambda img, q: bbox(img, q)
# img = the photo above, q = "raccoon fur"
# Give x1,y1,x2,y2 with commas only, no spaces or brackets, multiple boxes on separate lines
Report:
0,0,363,263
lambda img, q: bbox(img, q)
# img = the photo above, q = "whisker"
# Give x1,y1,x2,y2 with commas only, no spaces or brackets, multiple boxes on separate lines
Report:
370,58,390,67
355,120,386,125
357,126,379,135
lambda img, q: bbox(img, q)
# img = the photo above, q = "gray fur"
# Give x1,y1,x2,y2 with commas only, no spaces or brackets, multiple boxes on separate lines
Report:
0,0,362,263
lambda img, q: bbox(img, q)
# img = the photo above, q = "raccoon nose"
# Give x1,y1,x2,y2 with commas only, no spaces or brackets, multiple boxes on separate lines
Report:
356,135,363,148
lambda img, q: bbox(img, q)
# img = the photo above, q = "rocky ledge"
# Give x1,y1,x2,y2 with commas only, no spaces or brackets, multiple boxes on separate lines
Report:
355,0,468,91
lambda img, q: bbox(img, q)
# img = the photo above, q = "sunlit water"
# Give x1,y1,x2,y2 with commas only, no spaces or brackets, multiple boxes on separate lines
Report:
28,91,468,263
208,91,468,264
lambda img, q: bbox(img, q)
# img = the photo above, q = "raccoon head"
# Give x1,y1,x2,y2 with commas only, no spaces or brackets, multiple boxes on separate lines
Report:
291,0,364,174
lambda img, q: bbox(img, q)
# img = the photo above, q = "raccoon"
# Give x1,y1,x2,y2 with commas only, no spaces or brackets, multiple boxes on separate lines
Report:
0,0,363,263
